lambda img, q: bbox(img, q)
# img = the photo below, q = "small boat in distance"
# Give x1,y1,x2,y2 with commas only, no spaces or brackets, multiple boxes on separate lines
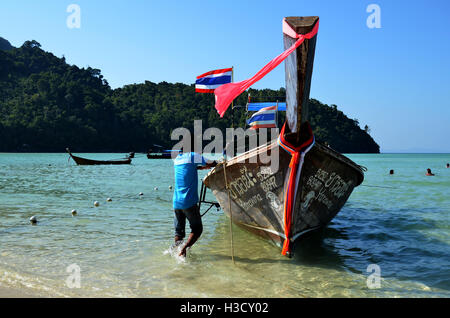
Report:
147,146,180,159
147,152,173,159
66,148,132,165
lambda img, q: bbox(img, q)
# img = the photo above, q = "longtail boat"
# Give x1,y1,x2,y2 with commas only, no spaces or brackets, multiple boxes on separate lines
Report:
66,148,132,165
147,152,173,159
147,148,180,159
203,16,364,256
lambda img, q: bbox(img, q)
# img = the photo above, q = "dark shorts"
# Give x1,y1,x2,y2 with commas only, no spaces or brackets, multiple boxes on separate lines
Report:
174,204,203,239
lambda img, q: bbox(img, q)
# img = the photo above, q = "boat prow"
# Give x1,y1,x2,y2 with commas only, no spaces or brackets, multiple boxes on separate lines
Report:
203,16,365,256
203,137,363,251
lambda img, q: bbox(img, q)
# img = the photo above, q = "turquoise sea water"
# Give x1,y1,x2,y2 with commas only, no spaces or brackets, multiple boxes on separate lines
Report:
0,153,449,297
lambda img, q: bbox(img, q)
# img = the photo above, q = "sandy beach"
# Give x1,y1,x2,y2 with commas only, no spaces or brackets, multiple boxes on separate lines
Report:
0,285,40,298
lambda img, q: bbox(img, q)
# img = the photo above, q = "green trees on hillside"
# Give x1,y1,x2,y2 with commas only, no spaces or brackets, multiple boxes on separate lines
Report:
0,37,13,51
0,40,379,153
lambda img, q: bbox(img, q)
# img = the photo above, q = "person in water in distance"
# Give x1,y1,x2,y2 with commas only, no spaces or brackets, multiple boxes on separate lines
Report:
173,150,217,257
426,168,435,176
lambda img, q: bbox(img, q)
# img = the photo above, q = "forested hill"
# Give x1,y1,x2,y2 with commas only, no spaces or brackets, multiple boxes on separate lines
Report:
0,40,380,153
0,37,13,51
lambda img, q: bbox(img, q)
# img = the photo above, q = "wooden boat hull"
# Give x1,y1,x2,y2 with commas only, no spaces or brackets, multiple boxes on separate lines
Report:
66,149,131,165
70,156,131,165
203,140,364,249
203,16,365,255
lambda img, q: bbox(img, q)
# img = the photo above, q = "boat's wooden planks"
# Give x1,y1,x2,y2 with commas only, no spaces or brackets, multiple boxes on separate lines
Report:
204,140,363,248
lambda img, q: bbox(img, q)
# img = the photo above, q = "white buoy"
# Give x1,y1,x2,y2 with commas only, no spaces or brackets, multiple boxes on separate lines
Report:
169,185,173,190
139,192,144,196
106,198,112,202
30,216,37,224
71,209,77,216
154,187,158,191
94,201,100,207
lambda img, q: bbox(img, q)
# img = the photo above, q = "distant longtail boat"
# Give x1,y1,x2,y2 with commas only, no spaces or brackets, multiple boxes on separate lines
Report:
66,148,132,165
147,146,180,159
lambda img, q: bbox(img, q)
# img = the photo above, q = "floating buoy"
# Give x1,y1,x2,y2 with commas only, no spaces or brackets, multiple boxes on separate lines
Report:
106,198,112,202
71,209,77,216
30,216,37,224
154,187,158,191
139,192,144,196
169,186,173,190
94,201,100,207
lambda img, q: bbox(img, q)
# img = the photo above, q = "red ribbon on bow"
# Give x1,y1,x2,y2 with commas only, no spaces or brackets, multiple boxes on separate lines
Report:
278,122,315,255
213,18,319,118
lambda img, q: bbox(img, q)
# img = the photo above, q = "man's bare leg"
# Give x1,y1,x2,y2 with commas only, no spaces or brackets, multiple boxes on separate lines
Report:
179,232,201,257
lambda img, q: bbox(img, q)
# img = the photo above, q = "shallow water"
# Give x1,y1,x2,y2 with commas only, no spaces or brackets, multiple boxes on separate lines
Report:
0,153,449,297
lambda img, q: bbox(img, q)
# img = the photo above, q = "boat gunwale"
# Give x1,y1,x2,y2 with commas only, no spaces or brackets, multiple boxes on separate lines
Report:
204,139,364,186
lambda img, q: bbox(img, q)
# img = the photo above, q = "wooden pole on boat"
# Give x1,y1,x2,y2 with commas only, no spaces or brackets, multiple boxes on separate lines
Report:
226,166,236,264
227,66,236,263
283,16,319,135
276,100,279,129
231,66,234,129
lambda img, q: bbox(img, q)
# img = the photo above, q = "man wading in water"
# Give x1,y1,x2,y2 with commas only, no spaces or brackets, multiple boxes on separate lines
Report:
173,151,217,257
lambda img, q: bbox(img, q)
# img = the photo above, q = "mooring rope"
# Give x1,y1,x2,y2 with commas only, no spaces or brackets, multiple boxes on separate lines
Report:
222,158,235,264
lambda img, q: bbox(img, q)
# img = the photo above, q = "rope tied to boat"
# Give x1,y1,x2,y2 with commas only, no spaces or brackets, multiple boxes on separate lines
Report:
222,158,235,264
277,122,315,256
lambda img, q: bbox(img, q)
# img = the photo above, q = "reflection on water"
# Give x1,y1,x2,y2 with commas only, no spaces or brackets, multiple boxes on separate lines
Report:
0,153,449,297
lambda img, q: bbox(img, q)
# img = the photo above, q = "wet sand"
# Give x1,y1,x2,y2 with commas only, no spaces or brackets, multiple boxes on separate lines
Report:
0,285,39,298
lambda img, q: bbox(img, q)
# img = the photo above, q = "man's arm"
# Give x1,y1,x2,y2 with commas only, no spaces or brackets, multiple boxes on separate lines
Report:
197,160,218,170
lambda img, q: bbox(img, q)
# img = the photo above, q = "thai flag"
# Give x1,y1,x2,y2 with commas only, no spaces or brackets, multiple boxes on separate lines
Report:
195,67,232,93
247,105,277,130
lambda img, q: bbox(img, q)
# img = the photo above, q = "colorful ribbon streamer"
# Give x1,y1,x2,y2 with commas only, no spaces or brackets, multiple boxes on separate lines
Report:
277,122,315,255
214,18,319,117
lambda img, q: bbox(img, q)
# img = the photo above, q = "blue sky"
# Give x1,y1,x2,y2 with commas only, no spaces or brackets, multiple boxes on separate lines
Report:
1,0,449,152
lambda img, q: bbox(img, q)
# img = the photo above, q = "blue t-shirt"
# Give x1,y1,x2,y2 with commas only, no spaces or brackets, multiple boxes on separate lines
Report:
173,152,207,210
